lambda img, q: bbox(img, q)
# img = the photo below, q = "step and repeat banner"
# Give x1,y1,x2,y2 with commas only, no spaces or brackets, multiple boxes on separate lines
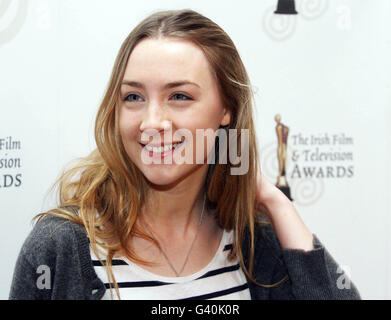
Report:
1,0,390,299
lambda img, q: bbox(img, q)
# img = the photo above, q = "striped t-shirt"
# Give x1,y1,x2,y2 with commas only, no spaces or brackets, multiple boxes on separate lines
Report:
89,229,251,300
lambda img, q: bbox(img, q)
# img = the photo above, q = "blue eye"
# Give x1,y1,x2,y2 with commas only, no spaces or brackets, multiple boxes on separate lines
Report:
124,93,192,102
124,94,143,102
172,93,191,100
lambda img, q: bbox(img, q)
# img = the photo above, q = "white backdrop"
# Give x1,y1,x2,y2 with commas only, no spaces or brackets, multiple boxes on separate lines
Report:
1,0,390,299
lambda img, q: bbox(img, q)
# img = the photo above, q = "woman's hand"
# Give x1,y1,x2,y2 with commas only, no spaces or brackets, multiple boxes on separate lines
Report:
255,169,315,251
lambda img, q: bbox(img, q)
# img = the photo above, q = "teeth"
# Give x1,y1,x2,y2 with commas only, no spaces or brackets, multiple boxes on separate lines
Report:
145,142,182,153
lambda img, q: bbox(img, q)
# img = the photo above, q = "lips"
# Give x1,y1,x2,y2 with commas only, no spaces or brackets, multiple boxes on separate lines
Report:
139,139,185,160
139,141,183,148
142,141,184,153
139,138,185,147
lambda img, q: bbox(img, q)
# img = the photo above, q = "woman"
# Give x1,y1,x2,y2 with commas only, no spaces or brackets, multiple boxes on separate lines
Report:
9,9,360,300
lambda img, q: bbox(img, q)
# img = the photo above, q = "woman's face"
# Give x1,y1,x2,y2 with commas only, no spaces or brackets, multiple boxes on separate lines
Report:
118,37,230,186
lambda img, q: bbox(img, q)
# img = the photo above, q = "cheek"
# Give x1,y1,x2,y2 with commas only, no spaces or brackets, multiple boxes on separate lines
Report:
178,127,217,165
118,112,139,150
176,107,223,163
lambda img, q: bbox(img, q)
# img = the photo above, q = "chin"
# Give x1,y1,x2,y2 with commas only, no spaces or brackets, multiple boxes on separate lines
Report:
140,163,197,188
141,166,184,187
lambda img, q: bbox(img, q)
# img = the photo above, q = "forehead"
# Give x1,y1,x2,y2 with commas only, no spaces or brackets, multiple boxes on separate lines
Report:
123,37,214,87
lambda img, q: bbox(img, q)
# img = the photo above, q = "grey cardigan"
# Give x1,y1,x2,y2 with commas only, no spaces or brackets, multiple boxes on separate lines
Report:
9,214,361,300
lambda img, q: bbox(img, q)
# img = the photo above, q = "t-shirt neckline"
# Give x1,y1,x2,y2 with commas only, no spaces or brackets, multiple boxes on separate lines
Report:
120,228,229,283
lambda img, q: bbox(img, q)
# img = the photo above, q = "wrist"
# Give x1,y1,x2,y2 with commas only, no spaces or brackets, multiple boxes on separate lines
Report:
261,187,293,215
265,196,314,251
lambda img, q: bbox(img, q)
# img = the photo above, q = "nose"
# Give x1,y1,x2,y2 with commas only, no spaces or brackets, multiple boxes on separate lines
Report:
139,102,172,141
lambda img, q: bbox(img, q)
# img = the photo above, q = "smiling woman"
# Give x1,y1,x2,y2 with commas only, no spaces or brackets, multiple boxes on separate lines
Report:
118,37,230,185
9,9,361,300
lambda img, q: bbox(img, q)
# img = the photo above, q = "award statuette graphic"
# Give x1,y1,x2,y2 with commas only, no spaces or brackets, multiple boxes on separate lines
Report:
275,114,293,201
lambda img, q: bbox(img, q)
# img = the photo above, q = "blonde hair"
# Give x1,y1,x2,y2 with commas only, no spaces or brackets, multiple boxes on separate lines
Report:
34,9,288,299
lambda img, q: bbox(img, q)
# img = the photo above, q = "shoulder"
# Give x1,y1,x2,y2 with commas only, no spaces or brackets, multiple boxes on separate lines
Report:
242,214,286,269
21,213,89,265
251,214,282,250
253,214,285,263
32,214,86,244
10,213,105,300
240,215,290,293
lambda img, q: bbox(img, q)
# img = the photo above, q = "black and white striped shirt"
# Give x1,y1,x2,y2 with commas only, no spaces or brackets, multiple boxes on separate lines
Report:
90,229,251,300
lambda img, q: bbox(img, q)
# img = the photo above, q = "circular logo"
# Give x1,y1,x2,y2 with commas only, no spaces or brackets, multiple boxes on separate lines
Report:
0,0,28,45
299,0,329,21
262,5,297,42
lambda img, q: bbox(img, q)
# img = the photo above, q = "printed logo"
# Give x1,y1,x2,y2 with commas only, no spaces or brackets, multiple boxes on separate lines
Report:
261,115,355,206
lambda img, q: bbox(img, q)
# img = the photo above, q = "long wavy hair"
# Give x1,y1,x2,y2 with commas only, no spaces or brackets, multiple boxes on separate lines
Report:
34,9,287,299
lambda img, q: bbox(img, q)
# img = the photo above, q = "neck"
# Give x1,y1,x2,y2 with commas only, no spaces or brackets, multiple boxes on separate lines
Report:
141,164,210,237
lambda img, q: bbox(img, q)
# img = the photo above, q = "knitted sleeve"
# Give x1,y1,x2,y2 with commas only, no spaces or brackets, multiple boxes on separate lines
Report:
261,224,362,300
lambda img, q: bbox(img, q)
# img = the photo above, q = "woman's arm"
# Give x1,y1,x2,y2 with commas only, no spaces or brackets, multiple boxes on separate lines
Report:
255,170,361,300
256,171,314,251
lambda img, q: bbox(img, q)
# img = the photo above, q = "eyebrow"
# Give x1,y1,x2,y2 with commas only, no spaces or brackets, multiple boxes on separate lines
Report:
121,80,200,89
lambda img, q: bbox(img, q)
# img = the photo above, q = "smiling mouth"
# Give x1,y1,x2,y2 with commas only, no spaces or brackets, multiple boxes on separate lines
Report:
139,140,185,154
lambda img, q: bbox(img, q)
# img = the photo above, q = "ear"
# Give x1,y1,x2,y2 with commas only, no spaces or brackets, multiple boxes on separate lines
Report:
220,108,231,127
